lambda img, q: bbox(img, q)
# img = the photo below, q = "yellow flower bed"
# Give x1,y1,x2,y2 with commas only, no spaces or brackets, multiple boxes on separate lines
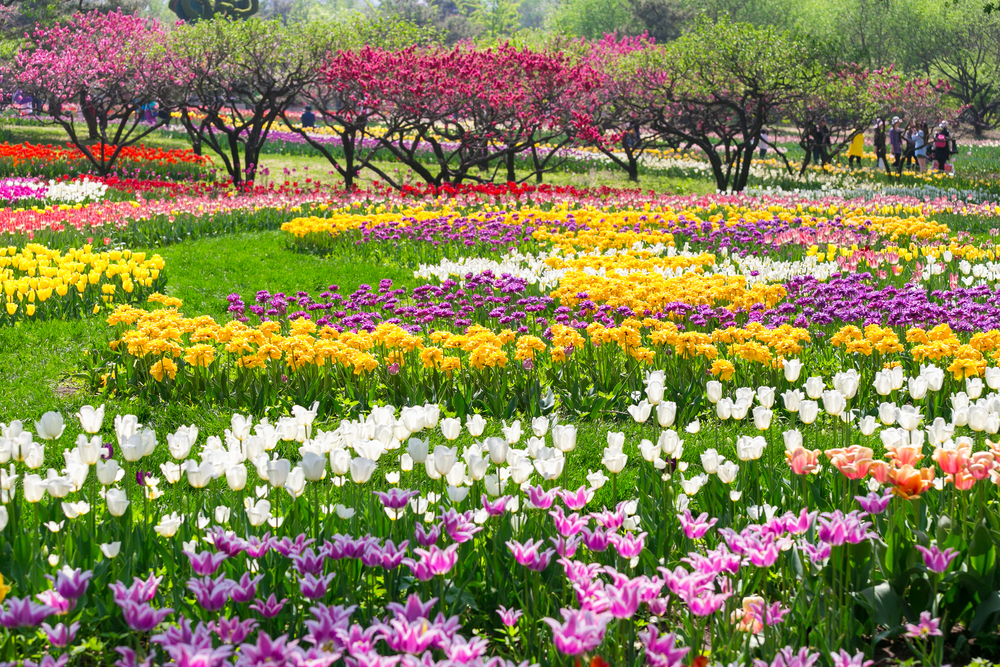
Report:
0,244,165,323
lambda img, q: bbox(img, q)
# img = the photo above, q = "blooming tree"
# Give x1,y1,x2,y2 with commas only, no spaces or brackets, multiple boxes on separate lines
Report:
322,43,601,187
170,18,313,187
632,19,819,192
8,11,175,176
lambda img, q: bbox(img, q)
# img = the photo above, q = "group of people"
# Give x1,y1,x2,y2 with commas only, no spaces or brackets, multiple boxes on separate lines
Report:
850,117,956,174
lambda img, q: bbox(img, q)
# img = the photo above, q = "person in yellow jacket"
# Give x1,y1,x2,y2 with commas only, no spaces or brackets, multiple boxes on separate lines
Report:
847,131,864,168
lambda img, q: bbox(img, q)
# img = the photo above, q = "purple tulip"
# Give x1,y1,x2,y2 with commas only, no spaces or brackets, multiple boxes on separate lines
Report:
0,597,55,628
250,594,288,619
184,550,229,576
41,621,79,648
916,545,960,573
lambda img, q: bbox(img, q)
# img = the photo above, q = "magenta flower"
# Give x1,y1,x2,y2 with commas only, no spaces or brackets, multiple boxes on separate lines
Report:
829,649,874,667
559,485,591,511
525,484,559,510
48,569,93,601
581,527,610,552
292,548,326,576
743,535,780,568
41,621,79,648
184,549,229,576
542,608,610,655
678,510,718,540
187,575,235,612
119,601,173,632
915,545,959,573
592,505,626,532
375,488,419,510
905,611,943,638
440,508,482,543
387,594,437,622
110,574,162,606
299,573,336,600
414,522,442,547
854,490,893,515
506,538,557,572
273,534,317,558
496,605,523,627
362,539,409,570
230,573,264,604
0,597,55,628
35,590,73,616
401,544,460,581
303,602,355,648
752,646,821,667
237,632,297,665
638,626,689,667
606,579,643,619
481,494,509,517
208,615,258,644
816,510,872,546
249,594,288,619
609,531,647,559
445,636,489,662
549,506,589,537
383,617,442,654
550,535,583,558
243,533,273,559
113,646,157,667
210,529,249,557
23,655,69,667
777,508,817,535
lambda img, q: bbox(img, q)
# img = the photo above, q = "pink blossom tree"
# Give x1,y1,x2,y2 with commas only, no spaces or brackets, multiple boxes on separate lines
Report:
321,43,601,186
8,11,175,176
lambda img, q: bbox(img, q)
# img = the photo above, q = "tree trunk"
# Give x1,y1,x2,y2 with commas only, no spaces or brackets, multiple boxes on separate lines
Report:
506,150,515,183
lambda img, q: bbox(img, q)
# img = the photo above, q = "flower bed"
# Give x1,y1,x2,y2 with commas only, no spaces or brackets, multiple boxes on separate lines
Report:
0,244,165,324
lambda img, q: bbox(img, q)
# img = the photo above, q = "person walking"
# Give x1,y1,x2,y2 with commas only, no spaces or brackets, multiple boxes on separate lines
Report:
897,123,917,175
301,105,316,128
847,129,864,168
758,128,770,158
814,120,831,165
889,117,903,171
914,122,927,172
873,120,890,175
932,122,951,171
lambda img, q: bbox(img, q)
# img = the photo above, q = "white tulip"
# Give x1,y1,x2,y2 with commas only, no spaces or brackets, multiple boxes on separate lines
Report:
266,459,291,489
873,370,893,396
922,365,945,392
96,459,120,486
106,488,129,517
798,400,819,425
756,387,776,409
858,415,878,436
186,460,215,489
284,466,306,498
301,452,326,481
685,419,700,434
422,404,440,429
656,401,677,428
782,429,802,452
246,499,272,527
878,402,897,426
154,512,184,537
551,424,577,452
752,406,773,430
700,448,722,474
215,506,231,524
897,405,923,431
76,405,105,434
805,377,825,399
168,431,195,461
736,435,766,461
680,474,707,496
502,420,522,445
833,370,860,399
628,401,651,424
100,542,122,558
114,414,139,446
586,469,609,489
985,367,1000,391
160,462,182,484
717,460,739,484
432,446,458,475
466,414,486,437
400,407,425,433
705,381,723,404
731,399,750,421
0,506,8,532
645,381,664,406
658,429,682,458
350,457,376,484
531,417,549,437
783,358,802,382
230,414,252,441
78,435,102,466
716,398,733,420
781,389,802,413
440,418,462,441
34,412,65,441
968,377,984,400
821,390,846,416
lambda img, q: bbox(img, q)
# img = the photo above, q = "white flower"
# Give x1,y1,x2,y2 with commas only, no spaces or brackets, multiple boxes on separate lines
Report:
656,402,676,428
628,401,651,424
700,448,722,474
804,376,825,399
100,542,121,559
440,418,462,441
531,416,549,437
246,499,272,527
76,405,105,434
350,457,377,484
680,474,707,496
717,461,739,484
154,512,184,537
336,504,355,519
705,381,722,404
61,501,90,519
685,419,700,434
736,435,766,461
586,468,609,489
35,412,65,441
783,358,802,382
466,414,486,437
407,438,429,464
502,420,522,445
301,452,327,482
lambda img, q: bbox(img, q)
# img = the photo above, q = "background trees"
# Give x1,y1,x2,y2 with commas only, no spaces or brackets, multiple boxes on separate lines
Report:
8,10,175,176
